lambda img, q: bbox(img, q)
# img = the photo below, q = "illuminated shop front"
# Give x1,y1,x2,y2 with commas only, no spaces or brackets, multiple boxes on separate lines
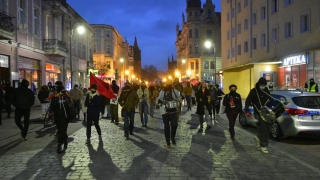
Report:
19,56,40,93
45,64,61,85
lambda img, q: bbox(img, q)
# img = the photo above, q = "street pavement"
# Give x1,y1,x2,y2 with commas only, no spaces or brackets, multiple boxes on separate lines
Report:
1,103,320,180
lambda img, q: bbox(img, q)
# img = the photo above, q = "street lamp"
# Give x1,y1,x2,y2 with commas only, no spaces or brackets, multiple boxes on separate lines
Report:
204,40,216,83
69,19,85,88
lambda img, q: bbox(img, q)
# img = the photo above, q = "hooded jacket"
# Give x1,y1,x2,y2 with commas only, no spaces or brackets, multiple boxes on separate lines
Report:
38,85,50,103
11,81,35,110
85,91,101,116
245,81,273,113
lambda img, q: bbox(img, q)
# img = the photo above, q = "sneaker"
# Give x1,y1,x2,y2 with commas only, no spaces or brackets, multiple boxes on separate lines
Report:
261,147,269,154
21,136,27,141
164,144,171,149
171,139,176,146
144,124,148,128
86,139,91,145
254,136,260,147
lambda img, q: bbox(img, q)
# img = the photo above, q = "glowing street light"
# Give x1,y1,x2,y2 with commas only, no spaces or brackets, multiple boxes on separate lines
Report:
175,71,180,77
187,70,191,76
168,76,172,80
125,70,129,75
131,74,135,79
205,40,216,82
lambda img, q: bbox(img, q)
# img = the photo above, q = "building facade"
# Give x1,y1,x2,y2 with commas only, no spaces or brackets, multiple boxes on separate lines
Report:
175,0,221,83
222,0,320,97
133,37,142,80
0,0,93,91
167,55,177,79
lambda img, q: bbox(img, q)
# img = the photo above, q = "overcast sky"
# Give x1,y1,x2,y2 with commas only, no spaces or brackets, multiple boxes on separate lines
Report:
68,0,221,72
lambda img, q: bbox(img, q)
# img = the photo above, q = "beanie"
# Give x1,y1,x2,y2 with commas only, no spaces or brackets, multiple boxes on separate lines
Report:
258,77,268,85
21,79,29,87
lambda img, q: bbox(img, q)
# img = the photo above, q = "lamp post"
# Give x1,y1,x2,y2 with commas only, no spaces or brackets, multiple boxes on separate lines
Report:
69,17,85,88
204,40,216,83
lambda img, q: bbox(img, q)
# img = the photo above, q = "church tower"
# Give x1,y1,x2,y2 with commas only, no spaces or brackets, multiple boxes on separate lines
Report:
133,36,142,80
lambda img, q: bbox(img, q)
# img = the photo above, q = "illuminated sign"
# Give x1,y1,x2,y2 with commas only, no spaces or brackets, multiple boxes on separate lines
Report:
283,54,306,66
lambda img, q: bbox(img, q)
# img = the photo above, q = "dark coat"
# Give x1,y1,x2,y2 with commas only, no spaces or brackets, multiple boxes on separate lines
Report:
245,83,273,114
85,92,101,116
11,86,35,110
50,90,69,122
119,89,139,112
111,84,120,94
223,92,242,114
38,89,50,103
195,88,212,115
4,84,14,101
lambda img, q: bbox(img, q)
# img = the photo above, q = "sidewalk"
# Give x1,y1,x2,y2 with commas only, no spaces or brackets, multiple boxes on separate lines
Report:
1,105,320,179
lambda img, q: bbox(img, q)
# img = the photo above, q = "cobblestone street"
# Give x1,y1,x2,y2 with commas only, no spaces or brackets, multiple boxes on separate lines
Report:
1,105,320,180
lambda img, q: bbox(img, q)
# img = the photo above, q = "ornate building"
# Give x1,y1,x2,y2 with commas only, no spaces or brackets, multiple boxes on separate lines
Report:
175,0,221,83
133,37,142,80
167,55,177,78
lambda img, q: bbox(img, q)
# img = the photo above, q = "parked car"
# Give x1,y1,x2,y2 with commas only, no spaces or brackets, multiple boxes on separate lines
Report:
239,90,320,140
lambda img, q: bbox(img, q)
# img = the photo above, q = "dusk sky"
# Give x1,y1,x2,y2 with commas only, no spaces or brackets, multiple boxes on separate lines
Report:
67,0,222,72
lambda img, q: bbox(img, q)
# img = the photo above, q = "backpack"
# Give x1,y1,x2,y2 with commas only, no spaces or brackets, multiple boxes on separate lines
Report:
64,96,76,122
164,90,174,101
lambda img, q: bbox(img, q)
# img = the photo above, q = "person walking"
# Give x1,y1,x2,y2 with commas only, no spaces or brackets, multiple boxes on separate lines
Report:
148,82,158,118
183,82,193,110
38,85,50,118
137,81,150,127
110,80,120,123
82,88,88,121
215,84,225,116
11,79,35,140
305,78,318,92
208,82,218,121
173,78,184,118
50,85,72,153
119,82,139,139
196,82,212,130
245,77,273,154
4,82,14,118
157,80,180,148
85,84,102,145
223,84,242,140
69,84,83,120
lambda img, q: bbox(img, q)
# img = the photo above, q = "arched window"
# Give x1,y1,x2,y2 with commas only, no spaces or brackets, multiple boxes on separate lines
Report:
207,10,211,18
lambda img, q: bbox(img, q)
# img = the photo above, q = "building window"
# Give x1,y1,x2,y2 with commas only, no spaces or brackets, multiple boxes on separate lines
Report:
285,21,292,38
207,10,211,18
54,18,60,39
204,61,209,69
244,41,248,53
227,12,230,22
206,30,212,38
231,27,235,38
261,6,266,20
195,11,199,16
195,29,199,38
271,27,279,43
106,44,111,53
261,33,266,47
45,15,49,39
237,3,241,13
271,0,279,14
195,45,199,53
232,47,235,57
244,0,248,8
252,13,257,25
195,61,199,71
106,30,110,37
237,44,241,55
82,45,86,59
300,13,310,33
227,49,230,59
106,61,111,69
189,12,192,16
18,0,27,30
191,62,195,70
227,31,230,40
33,7,40,36
237,23,241,34
93,44,96,53
244,19,248,30
284,0,293,7
231,8,235,18
189,29,192,38
189,45,192,53
251,37,257,50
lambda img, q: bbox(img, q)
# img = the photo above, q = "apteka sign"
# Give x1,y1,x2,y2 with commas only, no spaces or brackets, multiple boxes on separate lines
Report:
283,54,306,66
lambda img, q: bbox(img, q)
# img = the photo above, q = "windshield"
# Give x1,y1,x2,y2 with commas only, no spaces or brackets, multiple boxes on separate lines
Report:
292,96,320,109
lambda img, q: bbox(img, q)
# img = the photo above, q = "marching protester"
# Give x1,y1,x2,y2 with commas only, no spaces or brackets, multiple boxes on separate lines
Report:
183,82,193,110
38,85,50,118
173,78,184,118
82,88,88,121
4,81,14,118
85,84,102,145
245,77,273,154
223,84,242,140
50,85,74,153
215,84,225,116
110,80,120,123
69,84,83,120
137,81,150,127
157,80,180,148
148,82,158,118
196,82,212,130
11,79,35,140
208,82,218,121
119,82,139,139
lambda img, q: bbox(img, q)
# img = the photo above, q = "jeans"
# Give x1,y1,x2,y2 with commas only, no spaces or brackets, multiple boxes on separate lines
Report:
186,96,191,109
57,117,69,144
15,108,31,137
199,108,212,127
162,112,178,145
41,103,49,115
110,104,118,121
226,112,238,138
86,115,101,138
123,110,135,134
216,100,221,114
140,101,148,125
211,102,216,119
103,105,111,117
73,100,81,117
255,114,271,147
150,101,155,116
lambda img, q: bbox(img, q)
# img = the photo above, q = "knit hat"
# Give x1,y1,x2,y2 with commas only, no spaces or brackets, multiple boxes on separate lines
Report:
56,85,65,92
90,84,98,90
258,77,267,85
21,79,29,87
55,81,63,86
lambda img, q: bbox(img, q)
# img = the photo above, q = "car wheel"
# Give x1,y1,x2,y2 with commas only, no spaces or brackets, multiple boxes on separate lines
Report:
271,122,283,141
238,112,248,126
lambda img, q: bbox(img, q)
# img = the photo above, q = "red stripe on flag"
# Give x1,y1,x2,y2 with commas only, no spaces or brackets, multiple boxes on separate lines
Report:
90,73,116,99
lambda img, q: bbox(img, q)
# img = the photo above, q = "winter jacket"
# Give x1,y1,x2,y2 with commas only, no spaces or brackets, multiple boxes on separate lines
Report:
4,84,14,101
223,92,242,114
148,86,158,104
111,84,120,94
195,87,212,115
50,90,70,122
183,85,193,96
69,88,83,101
119,89,139,112
209,86,218,103
245,83,273,114
11,86,35,110
85,91,101,116
38,85,50,103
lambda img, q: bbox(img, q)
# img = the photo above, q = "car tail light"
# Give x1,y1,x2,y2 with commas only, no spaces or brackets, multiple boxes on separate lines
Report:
285,108,308,116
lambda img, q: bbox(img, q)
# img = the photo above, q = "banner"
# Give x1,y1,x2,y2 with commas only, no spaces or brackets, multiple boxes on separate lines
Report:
90,73,116,99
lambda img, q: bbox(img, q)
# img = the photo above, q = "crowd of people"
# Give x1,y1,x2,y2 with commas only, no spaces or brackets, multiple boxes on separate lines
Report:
2,76,292,154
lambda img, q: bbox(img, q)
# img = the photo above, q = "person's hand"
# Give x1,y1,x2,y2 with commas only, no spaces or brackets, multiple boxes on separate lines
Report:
245,110,251,117
199,98,202,102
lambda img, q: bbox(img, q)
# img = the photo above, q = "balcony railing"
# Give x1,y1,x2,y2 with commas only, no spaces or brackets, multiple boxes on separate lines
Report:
42,0,68,17
43,39,68,57
0,11,15,40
